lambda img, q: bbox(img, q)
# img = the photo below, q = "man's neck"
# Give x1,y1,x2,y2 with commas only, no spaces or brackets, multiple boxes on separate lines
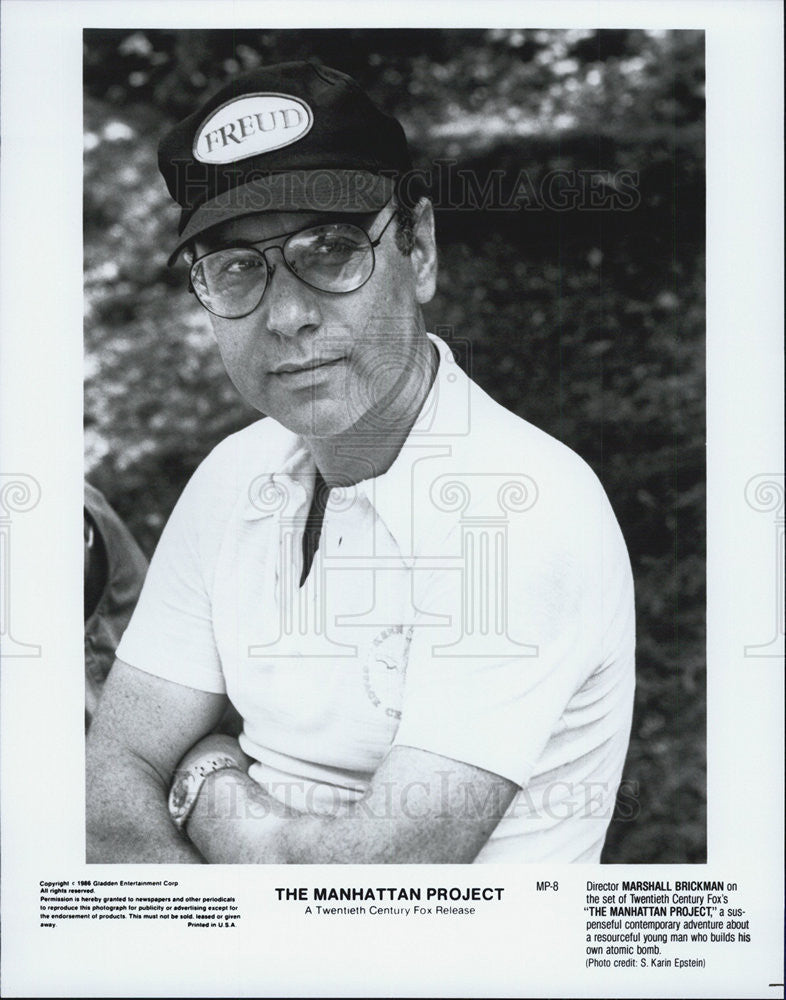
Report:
305,336,439,488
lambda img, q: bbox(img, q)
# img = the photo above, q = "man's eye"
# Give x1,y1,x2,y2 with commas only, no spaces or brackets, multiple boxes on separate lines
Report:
222,254,264,274
313,237,362,255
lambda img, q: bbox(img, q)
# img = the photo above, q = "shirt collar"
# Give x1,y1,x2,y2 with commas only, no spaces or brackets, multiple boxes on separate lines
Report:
242,433,314,521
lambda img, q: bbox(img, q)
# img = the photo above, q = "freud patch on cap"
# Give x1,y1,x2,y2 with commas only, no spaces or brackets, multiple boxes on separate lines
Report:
193,93,314,164
158,61,414,264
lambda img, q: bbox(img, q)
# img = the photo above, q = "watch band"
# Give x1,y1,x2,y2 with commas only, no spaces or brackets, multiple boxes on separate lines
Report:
168,753,241,833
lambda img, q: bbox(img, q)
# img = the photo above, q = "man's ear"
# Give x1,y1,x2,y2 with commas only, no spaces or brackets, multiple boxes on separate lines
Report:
410,198,438,305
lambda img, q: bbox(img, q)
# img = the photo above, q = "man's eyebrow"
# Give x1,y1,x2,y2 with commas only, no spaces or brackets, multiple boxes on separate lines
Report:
200,214,378,252
204,236,267,251
200,229,300,251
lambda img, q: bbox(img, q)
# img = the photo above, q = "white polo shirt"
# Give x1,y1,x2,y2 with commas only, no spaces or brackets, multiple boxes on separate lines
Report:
117,334,635,862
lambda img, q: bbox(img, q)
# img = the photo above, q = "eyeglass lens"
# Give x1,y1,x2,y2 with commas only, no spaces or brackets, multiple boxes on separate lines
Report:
191,222,376,319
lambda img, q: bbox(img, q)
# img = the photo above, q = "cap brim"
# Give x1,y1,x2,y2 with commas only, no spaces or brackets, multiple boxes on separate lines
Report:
167,170,395,266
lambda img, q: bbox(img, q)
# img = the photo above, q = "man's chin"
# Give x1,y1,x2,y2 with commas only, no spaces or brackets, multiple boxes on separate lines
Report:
268,400,366,442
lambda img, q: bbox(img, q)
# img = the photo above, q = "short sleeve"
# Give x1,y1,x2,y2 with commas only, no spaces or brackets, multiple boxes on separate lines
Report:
115,457,228,694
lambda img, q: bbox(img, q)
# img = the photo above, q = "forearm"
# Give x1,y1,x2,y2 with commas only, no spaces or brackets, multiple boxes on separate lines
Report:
185,760,490,865
86,738,203,864
189,770,389,865
186,768,300,864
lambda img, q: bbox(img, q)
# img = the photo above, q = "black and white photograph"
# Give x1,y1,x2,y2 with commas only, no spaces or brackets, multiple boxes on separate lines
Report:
0,2,782,997
82,27,701,867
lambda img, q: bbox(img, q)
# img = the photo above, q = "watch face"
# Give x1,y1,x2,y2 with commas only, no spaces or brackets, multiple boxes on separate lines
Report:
169,772,196,817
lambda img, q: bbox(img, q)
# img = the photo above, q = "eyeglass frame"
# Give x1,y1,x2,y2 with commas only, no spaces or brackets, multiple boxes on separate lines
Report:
186,200,400,319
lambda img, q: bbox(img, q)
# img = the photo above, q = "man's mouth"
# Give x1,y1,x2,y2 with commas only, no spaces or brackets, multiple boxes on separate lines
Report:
270,357,345,375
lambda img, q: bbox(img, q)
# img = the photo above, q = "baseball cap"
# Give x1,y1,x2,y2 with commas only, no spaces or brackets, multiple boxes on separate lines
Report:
158,61,413,265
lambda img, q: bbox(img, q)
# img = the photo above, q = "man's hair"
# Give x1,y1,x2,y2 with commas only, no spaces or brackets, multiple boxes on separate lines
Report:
393,201,416,255
393,173,430,256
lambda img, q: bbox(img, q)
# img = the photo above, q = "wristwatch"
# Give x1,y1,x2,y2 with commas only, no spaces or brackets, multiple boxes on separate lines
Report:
168,753,241,834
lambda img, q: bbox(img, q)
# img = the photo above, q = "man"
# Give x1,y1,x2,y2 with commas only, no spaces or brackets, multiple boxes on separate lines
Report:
86,61,635,864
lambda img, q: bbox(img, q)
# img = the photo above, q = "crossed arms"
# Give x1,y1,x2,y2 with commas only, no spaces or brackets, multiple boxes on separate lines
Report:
86,659,517,864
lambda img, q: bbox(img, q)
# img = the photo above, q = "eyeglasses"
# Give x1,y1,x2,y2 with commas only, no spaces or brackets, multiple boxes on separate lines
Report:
188,203,398,319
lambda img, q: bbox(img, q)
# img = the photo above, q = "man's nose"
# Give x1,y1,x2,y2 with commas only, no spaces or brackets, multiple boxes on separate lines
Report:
257,247,321,339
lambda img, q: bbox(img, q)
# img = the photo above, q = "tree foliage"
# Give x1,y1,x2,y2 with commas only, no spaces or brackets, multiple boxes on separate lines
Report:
84,28,705,863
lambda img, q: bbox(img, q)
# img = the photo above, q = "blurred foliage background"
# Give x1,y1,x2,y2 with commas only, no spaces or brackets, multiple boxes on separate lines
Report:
83,28,705,863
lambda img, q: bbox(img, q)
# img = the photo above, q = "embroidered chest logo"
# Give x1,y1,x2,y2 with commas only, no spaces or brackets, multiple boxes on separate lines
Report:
363,625,414,719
